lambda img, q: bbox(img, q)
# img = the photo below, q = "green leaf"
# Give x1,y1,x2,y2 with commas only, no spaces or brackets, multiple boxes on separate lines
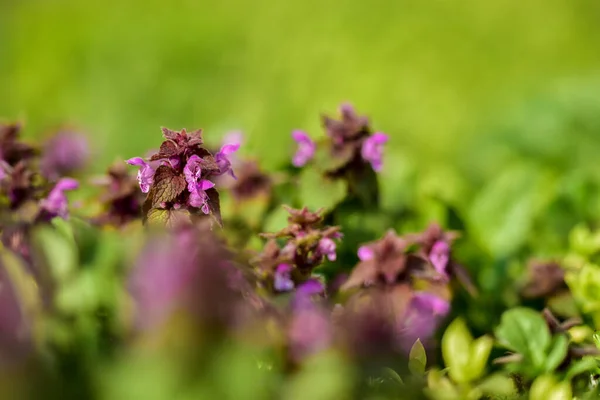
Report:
544,334,569,373
298,167,347,212
31,226,78,283
408,339,427,376
467,163,557,256
565,357,598,380
494,307,551,372
468,335,493,381
146,208,191,228
475,373,516,397
530,375,572,400
381,367,404,385
441,318,473,384
151,165,186,207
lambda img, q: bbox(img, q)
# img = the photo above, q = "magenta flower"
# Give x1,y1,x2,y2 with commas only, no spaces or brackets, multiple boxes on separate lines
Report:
288,304,332,362
297,279,325,296
126,157,155,193
357,245,375,261
398,292,450,351
215,142,240,179
361,132,388,172
184,155,215,214
274,263,294,292
429,240,450,278
291,130,315,167
40,177,79,219
41,131,89,180
317,237,337,261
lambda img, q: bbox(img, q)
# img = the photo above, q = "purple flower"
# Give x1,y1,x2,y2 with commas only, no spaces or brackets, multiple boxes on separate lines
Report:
40,178,79,219
126,157,155,193
291,130,315,167
317,237,337,261
222,131,244,148
274,263,294,292
297,279,325,296
361,132,388,172
184,155,215,214
357,245,375,262
215,142,240,179
41,132,89,180
429,240,450,278
398,292,450,351
293,278,326,309
288,304,332,362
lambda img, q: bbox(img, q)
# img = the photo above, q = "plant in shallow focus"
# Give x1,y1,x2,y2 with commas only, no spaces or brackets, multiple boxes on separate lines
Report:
126,127,240,228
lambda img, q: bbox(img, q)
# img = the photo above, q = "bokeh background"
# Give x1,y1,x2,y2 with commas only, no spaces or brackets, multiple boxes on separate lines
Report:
2,0,600,258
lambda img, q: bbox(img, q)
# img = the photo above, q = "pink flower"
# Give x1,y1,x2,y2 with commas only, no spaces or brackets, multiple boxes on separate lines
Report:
361,132,388,172
291,130,316,167
126,157,155,193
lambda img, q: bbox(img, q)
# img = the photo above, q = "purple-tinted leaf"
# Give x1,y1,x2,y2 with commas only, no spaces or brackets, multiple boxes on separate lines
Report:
161,127,179,141
151,165,186,207
205,187,222,227
150,140,180,161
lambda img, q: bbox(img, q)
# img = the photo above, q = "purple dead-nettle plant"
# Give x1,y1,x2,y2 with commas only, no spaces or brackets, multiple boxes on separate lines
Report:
340,229,453,353
129,221,244,332
38,177,79,220
291,130,316,167
290,103,389,175
40,131,89,180
405,223,477,296
125,127,241,227
0,123,38,167
91,162,144,226
253,206,342,294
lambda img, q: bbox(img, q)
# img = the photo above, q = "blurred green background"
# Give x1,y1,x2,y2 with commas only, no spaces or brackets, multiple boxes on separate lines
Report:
2,0,600,169
3,0,600,258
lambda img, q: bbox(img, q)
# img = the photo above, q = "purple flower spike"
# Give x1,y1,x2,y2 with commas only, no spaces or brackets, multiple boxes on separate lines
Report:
357,245,375,261
318,237,337,261
429,240,450,278
41,132,89,180
40,177,79,219
398,292,450,351
184,155,215,214
215,142,241,179
291,130,315,167
361,132,388,172
274,264,294,292
412,292,450,316
126,157,155,193
297,279,325,297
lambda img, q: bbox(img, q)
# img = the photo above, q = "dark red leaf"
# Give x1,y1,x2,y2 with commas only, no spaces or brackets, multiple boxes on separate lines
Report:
149,140,180,161
205,188,222,227
151,165,186,207
161,127,179,141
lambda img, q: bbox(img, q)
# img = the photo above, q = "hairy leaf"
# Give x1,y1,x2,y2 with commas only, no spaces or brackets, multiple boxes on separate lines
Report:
150,140,180,160
161,127,179,141
151,165,186,207
146,208,191,228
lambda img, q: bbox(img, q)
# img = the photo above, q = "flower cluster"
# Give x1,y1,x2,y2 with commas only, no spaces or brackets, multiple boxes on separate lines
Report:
291,103,389,174
0,123,80,223
337,224,472,353
253,206,342,293
126,127,240,227
91,161,145,226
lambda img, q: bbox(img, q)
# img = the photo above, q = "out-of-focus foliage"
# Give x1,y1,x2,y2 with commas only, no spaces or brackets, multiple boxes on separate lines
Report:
3,0,600,399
